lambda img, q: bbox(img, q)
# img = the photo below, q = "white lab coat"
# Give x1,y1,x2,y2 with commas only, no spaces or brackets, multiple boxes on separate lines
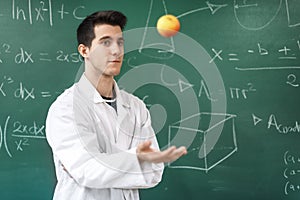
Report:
46,74,164,200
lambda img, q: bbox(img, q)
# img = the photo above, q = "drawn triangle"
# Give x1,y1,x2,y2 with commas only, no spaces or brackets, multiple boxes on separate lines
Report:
179,79,193,92
206,1,227,15
252,114,262,126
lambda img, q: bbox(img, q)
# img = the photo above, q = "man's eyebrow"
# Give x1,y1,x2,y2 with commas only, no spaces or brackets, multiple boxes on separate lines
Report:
98,36,124,41
98,36,112,41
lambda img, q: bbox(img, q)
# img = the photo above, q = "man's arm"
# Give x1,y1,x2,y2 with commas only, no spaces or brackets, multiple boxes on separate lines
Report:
46,98,160,190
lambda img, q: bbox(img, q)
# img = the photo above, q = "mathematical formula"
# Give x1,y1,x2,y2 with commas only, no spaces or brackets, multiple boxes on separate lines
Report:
0,0,87,26
0,116,46,157
0,75,61,101
0,43,82,64
209,40,300,70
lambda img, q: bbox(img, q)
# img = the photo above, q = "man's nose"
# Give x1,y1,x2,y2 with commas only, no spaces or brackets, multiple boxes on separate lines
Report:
111,42,122,56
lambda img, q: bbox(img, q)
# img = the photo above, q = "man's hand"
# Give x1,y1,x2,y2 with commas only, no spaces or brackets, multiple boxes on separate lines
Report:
136,140,187,163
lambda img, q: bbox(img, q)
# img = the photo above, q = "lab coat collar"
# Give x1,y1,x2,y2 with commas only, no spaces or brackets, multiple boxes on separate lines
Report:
77,74,130,108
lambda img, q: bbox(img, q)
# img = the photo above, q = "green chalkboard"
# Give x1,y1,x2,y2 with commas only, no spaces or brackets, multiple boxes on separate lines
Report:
1,0,300,199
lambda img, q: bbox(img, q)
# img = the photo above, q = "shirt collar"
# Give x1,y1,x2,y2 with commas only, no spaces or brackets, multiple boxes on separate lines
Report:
77,74,130,108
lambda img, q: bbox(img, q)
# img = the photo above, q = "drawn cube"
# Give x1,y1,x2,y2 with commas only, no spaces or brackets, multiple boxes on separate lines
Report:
168,112,237,172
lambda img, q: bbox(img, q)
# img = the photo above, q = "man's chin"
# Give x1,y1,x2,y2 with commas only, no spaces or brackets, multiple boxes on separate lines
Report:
102,69,121,77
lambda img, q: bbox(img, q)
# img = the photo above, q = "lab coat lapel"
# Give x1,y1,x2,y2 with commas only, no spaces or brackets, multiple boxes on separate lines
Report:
114,81,135,148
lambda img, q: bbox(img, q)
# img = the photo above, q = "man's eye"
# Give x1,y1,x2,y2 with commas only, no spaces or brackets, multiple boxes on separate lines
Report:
118,40,124,47
102,40,111,46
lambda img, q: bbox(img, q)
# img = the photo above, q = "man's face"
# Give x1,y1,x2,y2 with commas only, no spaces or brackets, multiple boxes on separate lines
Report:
85,24,124,78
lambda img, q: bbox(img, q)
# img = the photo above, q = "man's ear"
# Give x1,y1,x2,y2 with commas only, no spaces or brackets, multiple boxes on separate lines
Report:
78,44,89,58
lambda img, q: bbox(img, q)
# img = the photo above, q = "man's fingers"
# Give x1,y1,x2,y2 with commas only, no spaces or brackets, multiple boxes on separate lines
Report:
162,146,186,156
162,146,176,154
166,146,187,162
150,146,187,163
137,140,152,152
176,146,187,155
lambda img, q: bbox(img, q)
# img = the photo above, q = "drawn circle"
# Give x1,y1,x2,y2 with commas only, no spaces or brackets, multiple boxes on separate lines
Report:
73,27,227,172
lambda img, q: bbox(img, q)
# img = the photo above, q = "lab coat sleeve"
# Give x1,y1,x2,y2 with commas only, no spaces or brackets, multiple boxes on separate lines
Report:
46,97,163,189
135,107,165,186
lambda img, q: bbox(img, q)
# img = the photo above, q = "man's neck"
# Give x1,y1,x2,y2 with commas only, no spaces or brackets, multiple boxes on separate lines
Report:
84,72,114,97
96,76,114,97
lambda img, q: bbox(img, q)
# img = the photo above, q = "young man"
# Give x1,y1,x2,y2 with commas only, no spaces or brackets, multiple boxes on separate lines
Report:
46,10,187,200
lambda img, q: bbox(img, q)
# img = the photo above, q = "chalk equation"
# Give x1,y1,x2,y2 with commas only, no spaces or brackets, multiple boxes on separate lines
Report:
283,151,300,196
0,0,88,26
0,43,82,64
150,65,257,102
0,115,46,157
209,41,300,71
0,75,61,100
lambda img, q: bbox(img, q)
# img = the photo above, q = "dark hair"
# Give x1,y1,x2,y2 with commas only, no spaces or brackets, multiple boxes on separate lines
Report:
77,10,127,47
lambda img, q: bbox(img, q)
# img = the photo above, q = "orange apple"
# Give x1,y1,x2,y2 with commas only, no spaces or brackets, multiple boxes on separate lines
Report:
156,14,180,38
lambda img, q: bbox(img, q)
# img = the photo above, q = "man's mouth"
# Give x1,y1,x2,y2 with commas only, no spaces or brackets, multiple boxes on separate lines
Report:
109,60,121,63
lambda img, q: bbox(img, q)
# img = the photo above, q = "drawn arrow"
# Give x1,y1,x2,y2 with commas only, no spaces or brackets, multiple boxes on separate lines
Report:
177,1,228,19
234,3,258,9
